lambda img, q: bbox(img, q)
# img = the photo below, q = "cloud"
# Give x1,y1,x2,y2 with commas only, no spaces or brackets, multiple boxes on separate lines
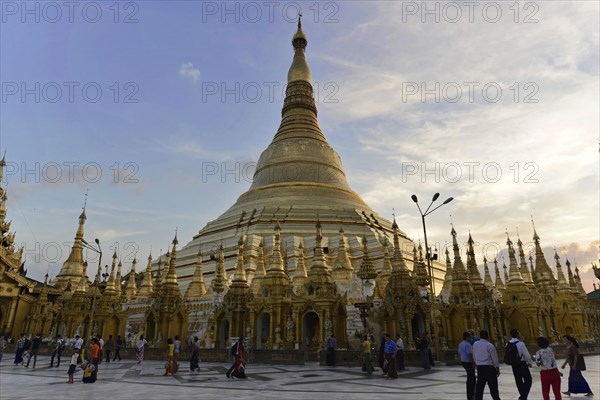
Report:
179,62,200,84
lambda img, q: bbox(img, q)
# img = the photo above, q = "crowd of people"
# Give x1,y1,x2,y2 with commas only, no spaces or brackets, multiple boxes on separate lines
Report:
0,330,595,397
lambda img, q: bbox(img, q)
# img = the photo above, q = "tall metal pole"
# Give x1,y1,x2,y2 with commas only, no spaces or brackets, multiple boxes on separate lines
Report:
421,214,439,361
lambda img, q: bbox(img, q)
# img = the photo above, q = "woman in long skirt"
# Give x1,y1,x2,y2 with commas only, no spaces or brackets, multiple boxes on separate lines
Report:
164,338,174,376
362,336,373,375
231,338,247,379
13,334,26,365
561,335,593,397
190,336,200,372
136,335,147,365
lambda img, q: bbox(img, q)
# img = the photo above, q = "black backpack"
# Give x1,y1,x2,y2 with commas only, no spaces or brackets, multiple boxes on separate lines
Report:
230,342,238,356
504,341,520,365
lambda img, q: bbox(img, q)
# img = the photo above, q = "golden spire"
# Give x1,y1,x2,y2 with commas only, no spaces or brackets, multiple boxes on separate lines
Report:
309,219,328,271
268,222,286,273
288,14,312,84
531,219,556,285
466,233,484,285
164,232,179,286
211,244,225,294
357,236,377,281
124,257,138,300
506,235,524,283
450,226,468,281
516,235,534,284
137,252,154,298
414,243,430,287
494,258,505,292
566,258,575,287
554,251,570,291
503,260,509,283
116,258,123,297
391,219,409,274
103,251,118,295
55,199,88,286
250,238,267,294
295,241,307,278
232,238,248,283
333,227,353,272
185,247,207,300
483,257,494,289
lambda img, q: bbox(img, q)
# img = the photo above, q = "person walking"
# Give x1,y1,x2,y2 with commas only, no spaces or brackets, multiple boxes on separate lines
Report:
535,336,562,400
67,348,79,384
50,335,66,367
395,333,405,372
459,331,477,400
113,335,123,361
136,335,147,365
13,333,26,365
226,337,246,379
418,332,432,370
73,335,84,364
378,334,387,375
384,333,398,379
97,336,104,365
164,338,175,376
561,335,593,397
173,335,182,371
506,329,533,400
473,330,501,400
0,334,5,362
190,336,200,372
25,333,42,368
362,335,373,375
326,334,337,366
105,335,114,363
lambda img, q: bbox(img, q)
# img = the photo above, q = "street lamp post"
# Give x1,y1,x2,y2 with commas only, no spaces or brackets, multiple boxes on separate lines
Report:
82,238,102,341
411,193,453,362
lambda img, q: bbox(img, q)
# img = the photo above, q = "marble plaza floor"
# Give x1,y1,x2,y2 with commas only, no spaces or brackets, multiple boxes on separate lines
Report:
0,354,598,400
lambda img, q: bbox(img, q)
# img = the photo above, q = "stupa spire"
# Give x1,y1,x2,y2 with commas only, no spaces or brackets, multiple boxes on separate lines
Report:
185,248,207,300
506,235,524,283
138,252,154,298
451,226,468,281
494,258,505,292
554,251,570,291
124,257,137,300
164,232,179,286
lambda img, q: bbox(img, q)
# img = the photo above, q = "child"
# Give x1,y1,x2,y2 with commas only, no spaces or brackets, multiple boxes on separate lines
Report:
535,336,562,400
67,349,79,384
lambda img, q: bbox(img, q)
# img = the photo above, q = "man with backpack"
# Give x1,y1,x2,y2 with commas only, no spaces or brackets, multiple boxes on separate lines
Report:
50,335,65,367
505,328,533,400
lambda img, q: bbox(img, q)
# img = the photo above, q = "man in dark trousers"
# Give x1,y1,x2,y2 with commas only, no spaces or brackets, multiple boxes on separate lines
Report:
113,335,123,361
326,334,337,366
508,328,533,400
458,331,476,400
25,333,42,368
472,330,501,400
50,335,65,367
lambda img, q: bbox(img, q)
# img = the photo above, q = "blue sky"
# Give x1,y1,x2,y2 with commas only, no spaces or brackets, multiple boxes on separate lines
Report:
1,1,598,290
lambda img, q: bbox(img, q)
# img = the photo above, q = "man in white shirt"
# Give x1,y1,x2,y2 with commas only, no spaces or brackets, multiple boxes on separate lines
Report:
508,328,533,400
395,333,405,371
74,335,84,364
472,329,501,400
98,336,105,364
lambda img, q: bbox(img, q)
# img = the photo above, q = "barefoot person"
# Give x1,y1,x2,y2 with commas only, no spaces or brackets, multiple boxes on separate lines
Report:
561,335,593,397
535,336,561,400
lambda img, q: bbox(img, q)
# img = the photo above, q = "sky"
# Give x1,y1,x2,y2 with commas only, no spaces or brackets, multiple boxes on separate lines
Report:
1,1,598,292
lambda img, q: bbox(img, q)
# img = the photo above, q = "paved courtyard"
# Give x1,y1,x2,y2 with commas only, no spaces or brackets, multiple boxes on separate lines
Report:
0,354,598,400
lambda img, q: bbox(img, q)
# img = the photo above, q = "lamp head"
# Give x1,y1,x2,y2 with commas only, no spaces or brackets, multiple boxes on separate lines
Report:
411,194,418,203
94,238,100,245
443,197,454,205
432,193,440,202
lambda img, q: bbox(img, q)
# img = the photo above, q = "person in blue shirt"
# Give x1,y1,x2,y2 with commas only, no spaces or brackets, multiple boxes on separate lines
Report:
459,332,476,400
384,333,398,379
